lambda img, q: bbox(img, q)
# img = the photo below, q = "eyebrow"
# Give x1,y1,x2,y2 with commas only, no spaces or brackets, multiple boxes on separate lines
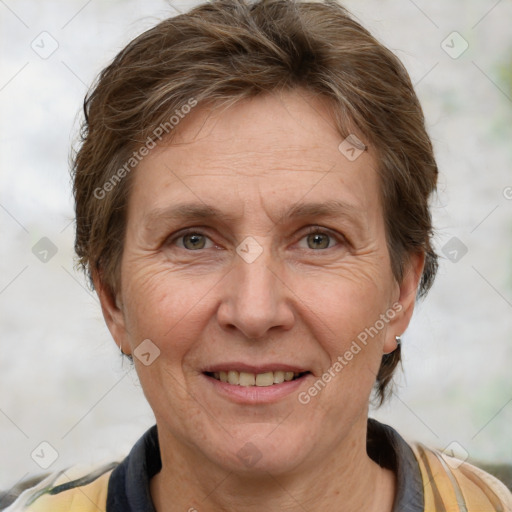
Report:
143,204,240,229
142,199,363,232
278,200,361,223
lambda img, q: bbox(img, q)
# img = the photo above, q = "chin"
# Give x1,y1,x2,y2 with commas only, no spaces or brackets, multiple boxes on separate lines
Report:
206,424,311,476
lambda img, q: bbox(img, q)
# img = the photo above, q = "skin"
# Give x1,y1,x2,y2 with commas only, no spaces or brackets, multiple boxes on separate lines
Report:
95,90,424,511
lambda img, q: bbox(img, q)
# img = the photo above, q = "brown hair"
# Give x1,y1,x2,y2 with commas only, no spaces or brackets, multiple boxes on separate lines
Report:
73,0,438,404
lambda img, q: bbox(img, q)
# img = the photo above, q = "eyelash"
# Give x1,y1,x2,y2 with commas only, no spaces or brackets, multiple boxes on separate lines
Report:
169,226,346,251
170,228,216,250
300,226,343,247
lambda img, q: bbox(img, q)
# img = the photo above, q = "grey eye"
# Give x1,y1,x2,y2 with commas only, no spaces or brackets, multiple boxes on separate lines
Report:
306,233,331,249
182,233,207,250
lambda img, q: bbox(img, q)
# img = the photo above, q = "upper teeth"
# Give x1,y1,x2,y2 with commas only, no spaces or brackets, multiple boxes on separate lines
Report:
212,370,299,387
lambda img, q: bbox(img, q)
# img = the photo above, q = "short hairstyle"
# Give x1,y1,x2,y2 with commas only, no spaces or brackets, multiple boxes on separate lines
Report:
72,0,438,404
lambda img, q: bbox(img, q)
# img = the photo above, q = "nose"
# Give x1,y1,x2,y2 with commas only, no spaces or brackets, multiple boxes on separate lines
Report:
216,248,295,339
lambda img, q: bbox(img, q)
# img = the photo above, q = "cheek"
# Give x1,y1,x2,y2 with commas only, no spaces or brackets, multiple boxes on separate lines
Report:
121,261,219,354
295,264,392,330
291,267,393,375
296,275,389,419
120,265,219,415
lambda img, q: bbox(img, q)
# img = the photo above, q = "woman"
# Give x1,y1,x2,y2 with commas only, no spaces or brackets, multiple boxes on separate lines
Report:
5,0,511,510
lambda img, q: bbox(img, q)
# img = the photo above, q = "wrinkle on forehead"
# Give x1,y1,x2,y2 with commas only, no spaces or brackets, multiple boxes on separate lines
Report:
130,89,380,237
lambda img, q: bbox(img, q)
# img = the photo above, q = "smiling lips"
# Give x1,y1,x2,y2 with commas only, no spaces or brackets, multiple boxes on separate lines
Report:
207,370,308,387
204,362,310,387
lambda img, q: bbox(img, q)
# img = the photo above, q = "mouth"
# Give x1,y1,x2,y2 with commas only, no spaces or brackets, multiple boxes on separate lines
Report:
204,370,311,387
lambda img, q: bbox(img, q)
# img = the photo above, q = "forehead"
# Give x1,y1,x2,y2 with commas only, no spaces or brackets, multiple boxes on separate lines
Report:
130,90,382,224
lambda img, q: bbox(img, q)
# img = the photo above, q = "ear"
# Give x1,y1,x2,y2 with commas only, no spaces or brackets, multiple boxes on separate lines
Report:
92,270,132,356
383,251,425,354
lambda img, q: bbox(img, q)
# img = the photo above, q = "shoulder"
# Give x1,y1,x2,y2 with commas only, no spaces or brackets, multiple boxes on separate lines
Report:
410,443,512,511
2,463,118,512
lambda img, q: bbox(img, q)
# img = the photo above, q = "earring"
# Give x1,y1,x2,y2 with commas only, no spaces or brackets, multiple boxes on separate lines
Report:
395,335,402,347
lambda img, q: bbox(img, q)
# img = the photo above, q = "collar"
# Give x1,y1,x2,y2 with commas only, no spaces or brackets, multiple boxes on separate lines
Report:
107,419,424,512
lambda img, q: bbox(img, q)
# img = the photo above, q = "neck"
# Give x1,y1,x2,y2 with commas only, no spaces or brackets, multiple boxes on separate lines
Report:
150,419,396,512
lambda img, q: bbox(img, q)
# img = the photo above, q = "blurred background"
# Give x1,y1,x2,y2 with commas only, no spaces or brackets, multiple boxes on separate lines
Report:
1,0,511,489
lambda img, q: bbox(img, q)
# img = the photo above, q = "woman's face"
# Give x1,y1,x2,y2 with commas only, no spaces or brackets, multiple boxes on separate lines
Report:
99,90,421,475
